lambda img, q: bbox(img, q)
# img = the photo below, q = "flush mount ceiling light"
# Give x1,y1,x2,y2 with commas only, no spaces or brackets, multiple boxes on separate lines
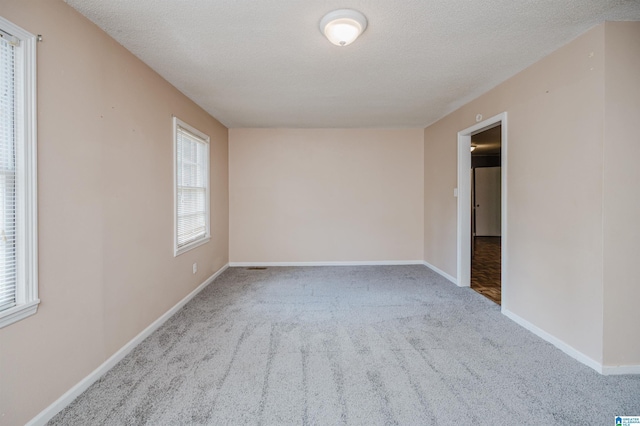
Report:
320,9,367,47
470,146,477,152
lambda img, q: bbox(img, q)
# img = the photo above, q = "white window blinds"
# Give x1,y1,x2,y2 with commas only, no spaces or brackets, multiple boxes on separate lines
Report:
175,122,209,253
0,17,38,328
0,34,17,312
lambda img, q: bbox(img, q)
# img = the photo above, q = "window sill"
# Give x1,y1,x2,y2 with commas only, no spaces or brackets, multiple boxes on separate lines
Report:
174,236,211,257
0,299,40,329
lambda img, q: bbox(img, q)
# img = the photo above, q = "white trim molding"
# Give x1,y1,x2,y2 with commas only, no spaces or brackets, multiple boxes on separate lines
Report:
173,116,211,257
230,261,458,285
503,304,640,375
0,300,39,329
229,260,425,267
457,113,507,297
27,263,230,426
422,261,457,285
601,365,640,375
502,308,603,374
0,16,39,329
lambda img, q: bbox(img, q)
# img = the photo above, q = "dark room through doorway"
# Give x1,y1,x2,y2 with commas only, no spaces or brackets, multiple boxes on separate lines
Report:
470,125,502,304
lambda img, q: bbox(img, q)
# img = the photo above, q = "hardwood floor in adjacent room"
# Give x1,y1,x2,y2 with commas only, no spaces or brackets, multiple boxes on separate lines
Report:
471,236,501,305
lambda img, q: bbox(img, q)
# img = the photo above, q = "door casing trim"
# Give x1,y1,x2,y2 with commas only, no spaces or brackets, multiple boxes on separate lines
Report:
457,112,507,308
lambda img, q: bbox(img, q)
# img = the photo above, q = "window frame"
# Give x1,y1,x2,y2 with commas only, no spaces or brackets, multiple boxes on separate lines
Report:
173,116,210,257
0,16,39,329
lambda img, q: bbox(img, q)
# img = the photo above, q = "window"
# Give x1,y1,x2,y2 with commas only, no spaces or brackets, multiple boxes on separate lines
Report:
0,17,38,328
173,117,210,256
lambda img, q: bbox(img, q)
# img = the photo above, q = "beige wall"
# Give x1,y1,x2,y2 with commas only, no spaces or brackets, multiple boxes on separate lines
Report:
424,25,607,362
424,21,640,368
229,129,424,263
0,1,229,425
603,22,640,366
0,5,635,424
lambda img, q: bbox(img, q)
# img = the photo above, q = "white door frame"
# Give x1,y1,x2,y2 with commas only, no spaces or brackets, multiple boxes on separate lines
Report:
457,112,508,307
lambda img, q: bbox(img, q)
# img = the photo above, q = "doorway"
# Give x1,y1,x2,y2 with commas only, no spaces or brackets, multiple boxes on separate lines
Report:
456,113,507,310
471,126,502,304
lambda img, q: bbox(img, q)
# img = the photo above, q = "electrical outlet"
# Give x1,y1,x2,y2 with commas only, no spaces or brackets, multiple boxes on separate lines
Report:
192,263,197,274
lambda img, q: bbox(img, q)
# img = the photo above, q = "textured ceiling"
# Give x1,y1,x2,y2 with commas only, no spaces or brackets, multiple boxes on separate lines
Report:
65,0,640,128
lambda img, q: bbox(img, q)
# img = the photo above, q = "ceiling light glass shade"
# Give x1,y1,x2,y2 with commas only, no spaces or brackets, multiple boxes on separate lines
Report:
320,9,367,46
470,146,477,152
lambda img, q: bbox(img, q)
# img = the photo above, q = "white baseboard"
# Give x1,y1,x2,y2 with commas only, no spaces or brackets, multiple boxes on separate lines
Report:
229,261,460,287
27,263,230,426
601,365,640,375
421,261,458,285
229,260,425,267
502,307,604,374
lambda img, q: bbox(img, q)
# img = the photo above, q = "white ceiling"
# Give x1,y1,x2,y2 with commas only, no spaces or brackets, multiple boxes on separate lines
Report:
65,0,640,128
